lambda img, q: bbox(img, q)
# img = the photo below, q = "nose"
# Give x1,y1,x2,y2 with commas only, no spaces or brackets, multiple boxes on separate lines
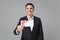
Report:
28,8,31,10
29,8,32,12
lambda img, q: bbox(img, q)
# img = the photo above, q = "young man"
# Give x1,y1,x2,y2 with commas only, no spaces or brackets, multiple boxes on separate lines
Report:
14,3,44,40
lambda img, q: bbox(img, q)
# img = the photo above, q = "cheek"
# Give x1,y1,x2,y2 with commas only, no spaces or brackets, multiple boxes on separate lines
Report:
26,9,29,12
26,10,28,12
31,9,34,11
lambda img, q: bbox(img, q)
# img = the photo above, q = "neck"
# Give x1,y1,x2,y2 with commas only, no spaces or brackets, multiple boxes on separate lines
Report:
27,15,33,19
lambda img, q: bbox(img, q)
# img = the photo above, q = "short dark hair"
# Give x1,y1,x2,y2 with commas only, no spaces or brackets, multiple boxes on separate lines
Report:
25,3,34,8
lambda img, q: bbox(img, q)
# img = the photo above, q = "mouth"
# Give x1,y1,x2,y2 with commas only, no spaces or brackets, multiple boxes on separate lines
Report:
28,11,32,13
28,12,32,13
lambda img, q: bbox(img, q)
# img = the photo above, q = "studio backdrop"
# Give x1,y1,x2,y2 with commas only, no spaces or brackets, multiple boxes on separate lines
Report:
0,0,60,40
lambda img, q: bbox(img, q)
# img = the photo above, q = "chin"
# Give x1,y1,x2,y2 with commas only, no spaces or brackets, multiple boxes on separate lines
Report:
29,13,32,15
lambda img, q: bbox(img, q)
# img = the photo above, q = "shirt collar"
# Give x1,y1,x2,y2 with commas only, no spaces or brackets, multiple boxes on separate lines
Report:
27,15,34,20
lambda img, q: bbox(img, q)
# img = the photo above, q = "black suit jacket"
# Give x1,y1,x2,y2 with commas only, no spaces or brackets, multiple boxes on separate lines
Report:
14,16,44,40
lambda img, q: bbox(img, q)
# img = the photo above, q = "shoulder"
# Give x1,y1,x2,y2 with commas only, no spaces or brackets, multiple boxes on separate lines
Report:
34,16,42,24
34,16,41,20
19,16,27,20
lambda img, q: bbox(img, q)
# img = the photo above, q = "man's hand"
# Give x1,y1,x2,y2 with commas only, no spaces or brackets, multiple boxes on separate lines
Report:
16,20,27,32
16,24,24,32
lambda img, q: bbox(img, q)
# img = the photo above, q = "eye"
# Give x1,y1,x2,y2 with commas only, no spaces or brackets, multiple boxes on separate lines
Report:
27,8,29,9
30,8,33,9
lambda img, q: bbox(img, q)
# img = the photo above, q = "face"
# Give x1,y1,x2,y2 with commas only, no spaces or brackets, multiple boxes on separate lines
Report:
25,5,34,16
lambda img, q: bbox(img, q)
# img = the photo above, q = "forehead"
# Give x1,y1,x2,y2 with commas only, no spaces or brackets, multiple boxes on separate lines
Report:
26,5,33,8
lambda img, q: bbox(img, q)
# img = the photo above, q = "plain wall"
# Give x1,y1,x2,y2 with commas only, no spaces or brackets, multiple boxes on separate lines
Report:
0,0,60,40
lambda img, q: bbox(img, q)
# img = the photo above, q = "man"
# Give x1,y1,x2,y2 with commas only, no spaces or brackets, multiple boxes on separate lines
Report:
14,3,44,40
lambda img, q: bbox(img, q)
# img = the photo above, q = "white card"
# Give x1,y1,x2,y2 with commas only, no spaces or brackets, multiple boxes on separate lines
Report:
24,20,34,27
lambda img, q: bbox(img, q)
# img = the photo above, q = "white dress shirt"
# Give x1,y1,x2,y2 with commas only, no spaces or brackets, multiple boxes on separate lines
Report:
26,15,34,31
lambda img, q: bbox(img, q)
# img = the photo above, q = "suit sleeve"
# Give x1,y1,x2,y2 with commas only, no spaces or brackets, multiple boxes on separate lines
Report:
14,18,21,35
38,18,44,40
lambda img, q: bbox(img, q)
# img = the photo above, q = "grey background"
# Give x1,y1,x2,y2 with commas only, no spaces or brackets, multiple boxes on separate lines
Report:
0,0,60,40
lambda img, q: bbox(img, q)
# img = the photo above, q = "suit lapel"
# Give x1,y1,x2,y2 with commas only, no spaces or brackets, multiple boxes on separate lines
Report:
23,16,28,20
31,16,36,33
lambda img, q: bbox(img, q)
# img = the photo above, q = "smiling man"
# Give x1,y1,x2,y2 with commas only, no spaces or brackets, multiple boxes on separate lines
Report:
14,3,44,40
